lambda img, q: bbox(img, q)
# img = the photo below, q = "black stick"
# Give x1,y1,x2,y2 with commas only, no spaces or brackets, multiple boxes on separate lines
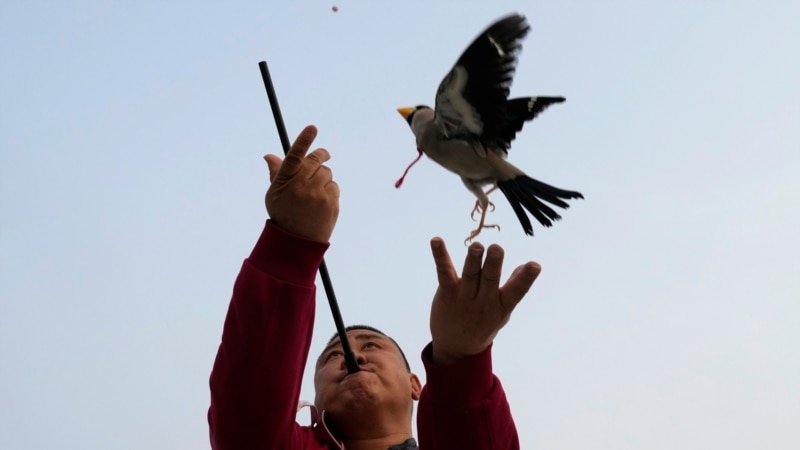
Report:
258,61,360,374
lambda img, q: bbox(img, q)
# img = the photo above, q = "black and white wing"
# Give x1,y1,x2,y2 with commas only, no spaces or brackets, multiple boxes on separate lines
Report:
493,96,566,150
433,14,530,144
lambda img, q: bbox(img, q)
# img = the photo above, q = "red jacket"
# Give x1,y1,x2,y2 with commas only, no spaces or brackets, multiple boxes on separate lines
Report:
209,221,520,449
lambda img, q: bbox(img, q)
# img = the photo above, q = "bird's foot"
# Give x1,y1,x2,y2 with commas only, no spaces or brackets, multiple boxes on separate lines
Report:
470,200,496,221
464,223,501,245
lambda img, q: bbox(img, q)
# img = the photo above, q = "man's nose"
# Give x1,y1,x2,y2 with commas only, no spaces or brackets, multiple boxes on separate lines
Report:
341,351,367,369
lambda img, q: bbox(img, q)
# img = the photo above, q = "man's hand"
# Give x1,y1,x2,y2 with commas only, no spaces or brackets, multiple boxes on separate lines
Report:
428,238,542,365
264,125,339,242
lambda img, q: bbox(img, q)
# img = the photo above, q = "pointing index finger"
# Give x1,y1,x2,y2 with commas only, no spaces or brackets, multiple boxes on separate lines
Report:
277,125,318,178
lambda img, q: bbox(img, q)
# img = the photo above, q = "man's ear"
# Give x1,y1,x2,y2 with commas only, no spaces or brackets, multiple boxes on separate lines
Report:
409,373,422,401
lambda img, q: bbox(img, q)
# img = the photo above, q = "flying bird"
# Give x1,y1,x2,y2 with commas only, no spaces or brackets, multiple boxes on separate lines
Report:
396,13,583,242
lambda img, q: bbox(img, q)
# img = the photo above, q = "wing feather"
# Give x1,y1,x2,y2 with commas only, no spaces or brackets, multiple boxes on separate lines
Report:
433,14,530,143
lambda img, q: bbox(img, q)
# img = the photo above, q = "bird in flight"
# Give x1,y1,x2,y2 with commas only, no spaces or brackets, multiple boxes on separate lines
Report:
396,13,583,242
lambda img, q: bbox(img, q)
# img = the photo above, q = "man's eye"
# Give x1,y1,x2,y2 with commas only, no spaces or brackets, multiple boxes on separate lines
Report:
363,342,379,350
326,351,343,361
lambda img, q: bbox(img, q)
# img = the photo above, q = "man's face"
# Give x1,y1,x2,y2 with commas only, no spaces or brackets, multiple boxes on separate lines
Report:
313,330,421,419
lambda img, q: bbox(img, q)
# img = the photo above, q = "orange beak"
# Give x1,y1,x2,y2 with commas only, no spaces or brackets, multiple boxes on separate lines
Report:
396,107,416,120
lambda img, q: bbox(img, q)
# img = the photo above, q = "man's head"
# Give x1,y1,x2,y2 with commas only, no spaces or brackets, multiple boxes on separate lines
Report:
313,325,421,438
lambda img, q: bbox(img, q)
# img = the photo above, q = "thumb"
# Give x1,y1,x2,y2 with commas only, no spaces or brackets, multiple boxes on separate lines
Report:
264,154,282,183
500,262,541,311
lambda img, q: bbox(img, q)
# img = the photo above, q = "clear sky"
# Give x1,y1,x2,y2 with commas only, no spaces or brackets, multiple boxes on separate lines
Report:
1,1,799,449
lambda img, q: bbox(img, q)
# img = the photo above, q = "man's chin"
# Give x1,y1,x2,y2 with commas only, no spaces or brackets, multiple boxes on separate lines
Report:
323,394,383,431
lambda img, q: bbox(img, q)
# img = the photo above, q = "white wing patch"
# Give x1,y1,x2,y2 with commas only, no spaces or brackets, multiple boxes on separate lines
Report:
487,34,505,57
435,66,483,137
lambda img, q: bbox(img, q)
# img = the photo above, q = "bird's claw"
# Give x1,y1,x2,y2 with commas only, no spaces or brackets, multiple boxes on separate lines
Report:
463,223,501,245
470,200,496,221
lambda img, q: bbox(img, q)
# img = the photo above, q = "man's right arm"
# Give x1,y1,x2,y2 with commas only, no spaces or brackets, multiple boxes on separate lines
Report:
208,221,327,449
208,125,340,450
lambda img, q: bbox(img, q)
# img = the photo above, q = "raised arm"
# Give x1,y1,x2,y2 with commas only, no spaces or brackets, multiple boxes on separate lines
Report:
417,239,541,449
208,126,339,450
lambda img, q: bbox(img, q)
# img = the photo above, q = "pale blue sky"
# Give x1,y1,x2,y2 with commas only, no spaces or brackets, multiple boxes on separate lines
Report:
1,1,799,449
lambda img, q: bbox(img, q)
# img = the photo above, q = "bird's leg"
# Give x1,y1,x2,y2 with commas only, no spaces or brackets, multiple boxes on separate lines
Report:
465,199,501,244
470,184,499,221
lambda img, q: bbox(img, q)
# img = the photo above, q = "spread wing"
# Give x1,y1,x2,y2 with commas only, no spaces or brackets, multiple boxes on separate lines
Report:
433,14,530,148
494,96,566,150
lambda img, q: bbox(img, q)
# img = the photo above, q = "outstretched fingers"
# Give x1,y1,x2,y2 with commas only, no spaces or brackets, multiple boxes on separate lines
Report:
477,244,504,298
430,237,458,288
461,242,485,295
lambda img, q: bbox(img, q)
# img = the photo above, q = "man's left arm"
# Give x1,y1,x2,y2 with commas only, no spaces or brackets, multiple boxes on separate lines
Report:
416,239,541,450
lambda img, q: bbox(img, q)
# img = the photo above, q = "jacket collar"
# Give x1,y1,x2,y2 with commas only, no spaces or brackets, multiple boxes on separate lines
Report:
299,402,418,450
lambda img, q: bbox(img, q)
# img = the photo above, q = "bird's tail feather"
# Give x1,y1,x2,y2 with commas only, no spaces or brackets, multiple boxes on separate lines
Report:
497,175,583,235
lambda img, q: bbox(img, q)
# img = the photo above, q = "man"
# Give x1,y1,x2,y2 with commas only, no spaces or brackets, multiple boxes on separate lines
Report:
208,125,542,449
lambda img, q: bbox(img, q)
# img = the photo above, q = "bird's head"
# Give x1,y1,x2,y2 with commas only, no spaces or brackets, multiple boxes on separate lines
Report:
396,105,432,128
394,105,432,188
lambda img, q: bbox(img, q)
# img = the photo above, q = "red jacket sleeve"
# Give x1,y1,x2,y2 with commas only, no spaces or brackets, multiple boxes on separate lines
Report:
208,221,329,450
416,343,520,450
